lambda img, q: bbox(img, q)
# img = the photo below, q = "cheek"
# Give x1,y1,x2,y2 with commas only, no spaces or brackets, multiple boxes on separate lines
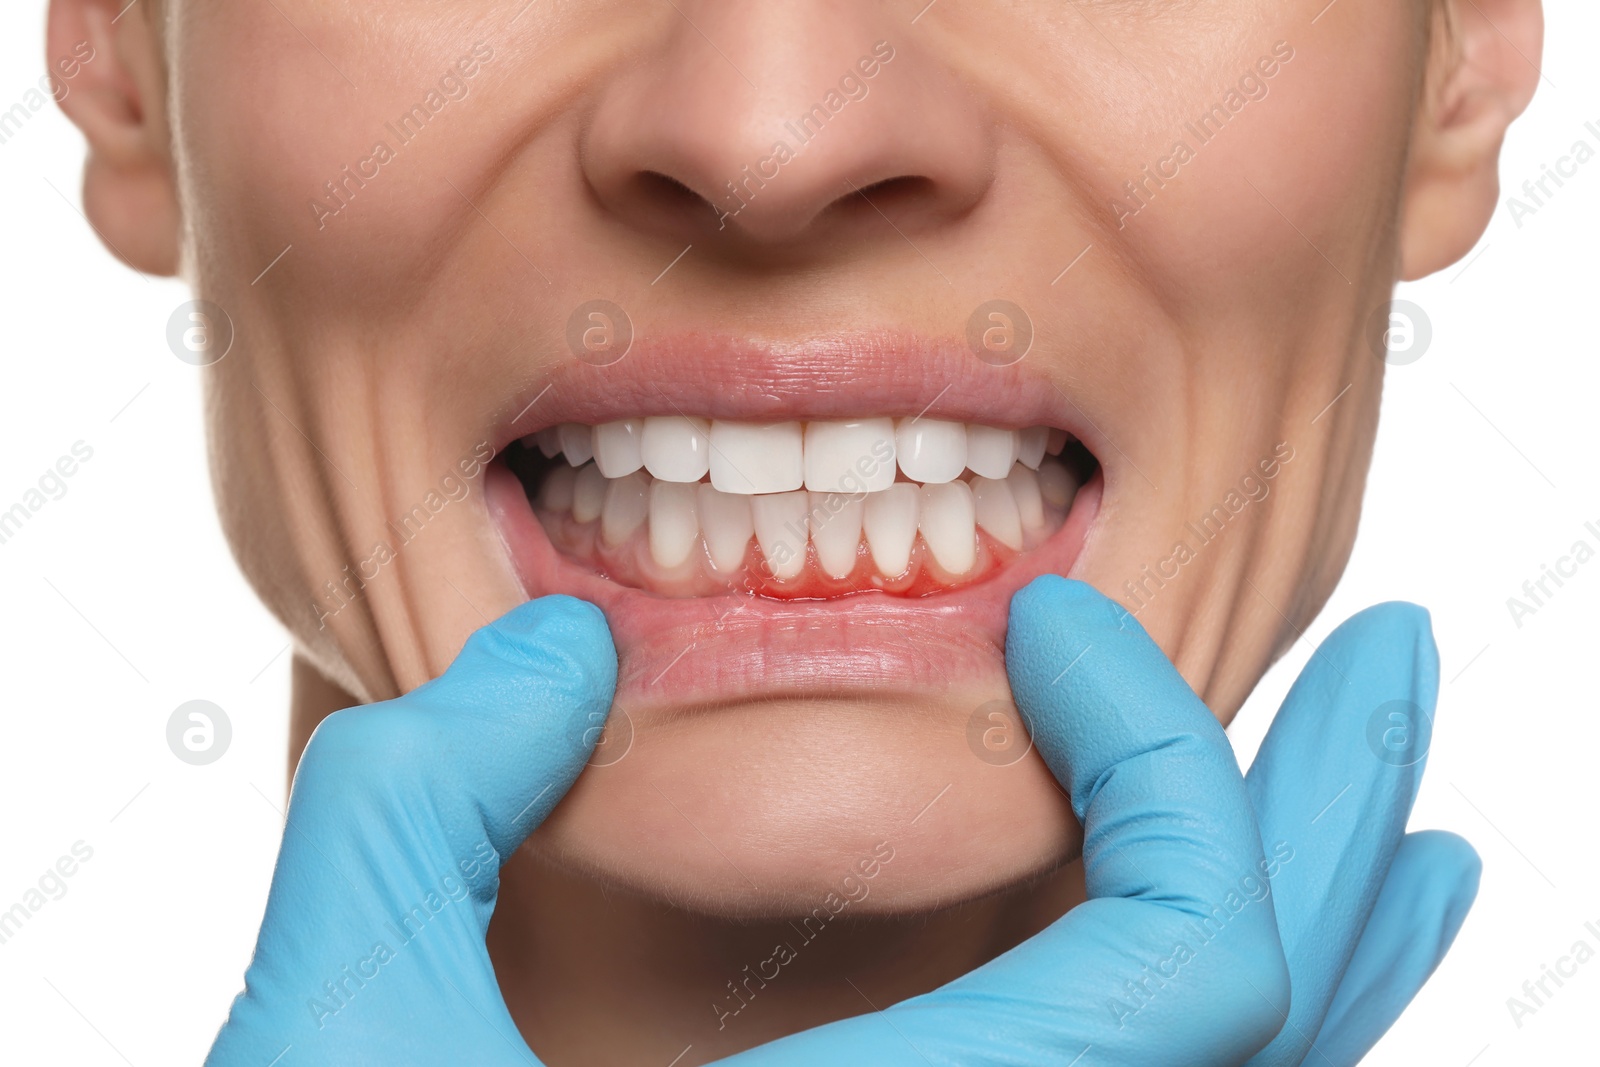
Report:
1092,17,1419,303
173,7,501,293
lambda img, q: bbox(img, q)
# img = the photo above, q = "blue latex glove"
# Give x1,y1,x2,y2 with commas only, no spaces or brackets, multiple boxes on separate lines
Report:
207,581,1479,1066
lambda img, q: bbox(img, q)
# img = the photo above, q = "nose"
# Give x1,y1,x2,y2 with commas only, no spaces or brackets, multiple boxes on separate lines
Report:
580,4,995,247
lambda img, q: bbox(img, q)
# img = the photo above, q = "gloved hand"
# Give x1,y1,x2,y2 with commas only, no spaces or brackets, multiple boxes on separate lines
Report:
206,580,1479,1066
730,576,1479,1066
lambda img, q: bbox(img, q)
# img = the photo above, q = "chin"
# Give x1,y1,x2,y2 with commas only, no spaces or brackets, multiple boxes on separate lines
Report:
530,692,1080,918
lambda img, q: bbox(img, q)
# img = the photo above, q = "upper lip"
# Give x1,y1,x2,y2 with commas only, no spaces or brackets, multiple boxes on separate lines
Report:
494,330,1100,449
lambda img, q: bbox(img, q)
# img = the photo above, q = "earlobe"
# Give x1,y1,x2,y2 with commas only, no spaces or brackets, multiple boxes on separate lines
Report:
49,0,180,276
1397,0,1543,281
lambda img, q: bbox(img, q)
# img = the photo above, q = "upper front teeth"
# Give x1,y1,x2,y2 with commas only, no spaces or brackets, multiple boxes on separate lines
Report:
527,417,1081,586
895,418,967,483
803,418,898,493
559,416,1061,492
641,416,712,483
709,420,803,494
594,419,646,478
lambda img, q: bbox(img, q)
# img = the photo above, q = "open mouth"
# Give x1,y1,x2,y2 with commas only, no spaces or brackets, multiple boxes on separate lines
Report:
483,338,1105,706
503,417,1097,599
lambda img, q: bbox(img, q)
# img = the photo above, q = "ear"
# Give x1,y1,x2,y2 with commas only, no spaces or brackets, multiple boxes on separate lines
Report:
1398,0,1543,280
49,0,180,276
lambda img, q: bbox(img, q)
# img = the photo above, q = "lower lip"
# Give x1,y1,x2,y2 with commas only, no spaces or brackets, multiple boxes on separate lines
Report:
485,464,1102,711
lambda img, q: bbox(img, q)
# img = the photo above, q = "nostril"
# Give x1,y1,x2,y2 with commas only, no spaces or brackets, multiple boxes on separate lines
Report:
632,170,718,225
838,175,939,220
850,175,933,202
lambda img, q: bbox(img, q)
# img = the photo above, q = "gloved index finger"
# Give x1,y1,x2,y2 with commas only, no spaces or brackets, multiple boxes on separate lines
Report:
1007,576,1269,913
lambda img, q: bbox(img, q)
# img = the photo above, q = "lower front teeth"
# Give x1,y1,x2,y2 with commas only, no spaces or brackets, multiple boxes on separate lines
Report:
601,471,649,546
751,491,810,581
971,476,1023,552
919,481,977,574
697,484,756,573
572,463,607,523
812,491,865,579
531,453,1079,587
648,481,700,568
863,484,919,577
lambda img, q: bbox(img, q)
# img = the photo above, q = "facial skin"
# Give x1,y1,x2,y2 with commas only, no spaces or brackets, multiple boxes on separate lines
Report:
55,0,1540,1060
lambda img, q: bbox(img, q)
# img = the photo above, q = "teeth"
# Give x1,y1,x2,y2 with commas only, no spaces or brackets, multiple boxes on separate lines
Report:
539,464,577,512
600,470,650,546
572,463,607,523
709,420,804,495
810,491,864,579
862,483,919,578
558,423,594,467
751,491,810,580
551,417,1064,485
965,425,1018,480
919,481,977,574
642,416,712,483
1037,459,1078,509
971,476,1023,551
1017,426,1048,471
535,426,563,459
894,418,966,484
594,419,645,478
697,484,755,573
528,419,1082,585
804,419,896,493
1006,463,1045,533
648,481,700,568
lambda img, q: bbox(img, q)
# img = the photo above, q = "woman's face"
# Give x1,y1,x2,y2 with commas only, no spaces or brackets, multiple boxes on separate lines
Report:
69,0,1518,914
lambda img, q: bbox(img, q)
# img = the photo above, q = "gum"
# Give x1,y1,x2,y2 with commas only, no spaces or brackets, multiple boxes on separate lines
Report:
531,498,1069,600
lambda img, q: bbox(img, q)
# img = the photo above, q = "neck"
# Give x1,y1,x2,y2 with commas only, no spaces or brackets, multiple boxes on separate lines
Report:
289,654,1085,1066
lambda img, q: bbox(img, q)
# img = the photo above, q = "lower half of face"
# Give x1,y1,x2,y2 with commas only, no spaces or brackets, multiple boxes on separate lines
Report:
186,1,1420,916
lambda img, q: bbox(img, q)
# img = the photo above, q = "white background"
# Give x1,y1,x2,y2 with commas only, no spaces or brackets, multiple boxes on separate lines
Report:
1,2,1595,1064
